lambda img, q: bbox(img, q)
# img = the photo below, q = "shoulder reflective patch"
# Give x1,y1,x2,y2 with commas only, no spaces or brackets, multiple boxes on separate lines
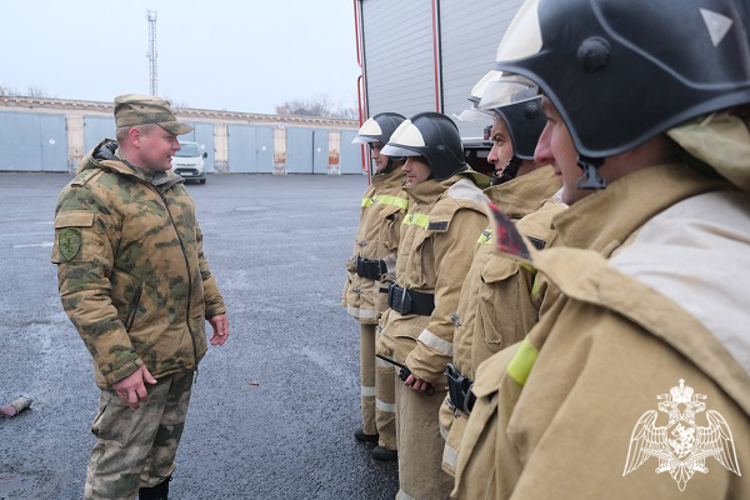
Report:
376,195,409,210
527,236,546,251
506,337,538,386
58,228,82,261
699,8,733,47
427,221,449,231
402,213,430,229
361,197,374,208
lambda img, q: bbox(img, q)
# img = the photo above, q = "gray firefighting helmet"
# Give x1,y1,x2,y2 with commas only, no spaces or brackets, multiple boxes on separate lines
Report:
480,0,750,161
352,112,406,145
381,112,467,181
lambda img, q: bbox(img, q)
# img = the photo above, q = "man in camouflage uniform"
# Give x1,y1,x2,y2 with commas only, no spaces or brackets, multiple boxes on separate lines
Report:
52,94,229,500
344,112,408,460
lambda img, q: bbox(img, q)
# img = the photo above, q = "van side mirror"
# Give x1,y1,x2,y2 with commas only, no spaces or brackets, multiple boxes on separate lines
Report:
203,152,208,158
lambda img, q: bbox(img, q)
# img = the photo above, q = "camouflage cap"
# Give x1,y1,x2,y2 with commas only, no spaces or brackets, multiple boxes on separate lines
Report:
113,94,193,135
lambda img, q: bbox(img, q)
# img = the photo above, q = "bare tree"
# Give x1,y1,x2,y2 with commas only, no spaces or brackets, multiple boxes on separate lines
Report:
276,93,357,119
335,106,359,120
165,97,190,110
26,86,50,98
276,94,334,117
0,83,18,96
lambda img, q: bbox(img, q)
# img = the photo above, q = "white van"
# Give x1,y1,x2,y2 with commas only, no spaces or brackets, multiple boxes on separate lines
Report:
174,141,207,184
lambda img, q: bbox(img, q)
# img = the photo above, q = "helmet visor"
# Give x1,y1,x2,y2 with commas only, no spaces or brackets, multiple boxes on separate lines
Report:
453,106,496,123
381,144,421,158
351,135,377,145
469,70,505,104
478,75,540,111
477,0,544,111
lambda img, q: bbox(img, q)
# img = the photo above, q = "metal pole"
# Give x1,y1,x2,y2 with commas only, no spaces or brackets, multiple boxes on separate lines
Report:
147,11,158,96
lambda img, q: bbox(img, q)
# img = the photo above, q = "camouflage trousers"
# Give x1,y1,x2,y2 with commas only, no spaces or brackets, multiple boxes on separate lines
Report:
84,371,193,500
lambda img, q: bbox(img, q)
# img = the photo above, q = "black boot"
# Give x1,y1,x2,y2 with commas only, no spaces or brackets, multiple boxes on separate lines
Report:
139,476,171,500
354,428,379,443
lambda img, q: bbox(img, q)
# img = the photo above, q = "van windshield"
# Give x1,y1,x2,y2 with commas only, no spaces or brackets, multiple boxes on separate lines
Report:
176,144,202,157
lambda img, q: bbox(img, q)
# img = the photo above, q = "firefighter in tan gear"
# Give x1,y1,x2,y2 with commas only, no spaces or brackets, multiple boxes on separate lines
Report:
344,112,408,460
440,95,564,476
377,112,490,500
452,0,750,498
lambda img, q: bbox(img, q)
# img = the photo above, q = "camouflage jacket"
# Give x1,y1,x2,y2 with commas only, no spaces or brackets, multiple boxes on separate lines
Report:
52,140,225,389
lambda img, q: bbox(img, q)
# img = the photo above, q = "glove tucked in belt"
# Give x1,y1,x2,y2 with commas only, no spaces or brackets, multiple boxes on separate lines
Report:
387,283,435,316
355,256,386,281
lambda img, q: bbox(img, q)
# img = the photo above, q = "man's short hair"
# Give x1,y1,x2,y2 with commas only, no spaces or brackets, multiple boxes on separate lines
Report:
115,123,157,144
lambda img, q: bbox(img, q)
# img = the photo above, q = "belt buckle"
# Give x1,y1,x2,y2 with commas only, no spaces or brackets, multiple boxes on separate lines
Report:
387,283,397,310
445,363,465,416
400,287,412,315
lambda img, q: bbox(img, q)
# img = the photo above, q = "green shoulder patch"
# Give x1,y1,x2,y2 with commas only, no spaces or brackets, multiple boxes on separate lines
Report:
59,228,82,261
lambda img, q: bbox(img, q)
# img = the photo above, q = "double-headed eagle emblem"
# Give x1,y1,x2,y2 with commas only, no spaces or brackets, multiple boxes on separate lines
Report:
623,379,741,490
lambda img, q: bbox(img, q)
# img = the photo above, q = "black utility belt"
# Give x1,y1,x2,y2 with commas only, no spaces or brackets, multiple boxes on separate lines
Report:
387,283,435,316
355,256,386,281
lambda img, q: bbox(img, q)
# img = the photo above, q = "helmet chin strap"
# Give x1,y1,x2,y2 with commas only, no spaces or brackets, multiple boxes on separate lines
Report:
576,155,606,190
491,156,522,185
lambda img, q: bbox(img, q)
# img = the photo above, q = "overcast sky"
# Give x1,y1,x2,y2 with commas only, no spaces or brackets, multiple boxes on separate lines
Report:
1,0,361,115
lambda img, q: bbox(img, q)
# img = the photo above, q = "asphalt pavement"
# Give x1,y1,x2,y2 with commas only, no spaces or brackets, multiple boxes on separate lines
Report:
0,172,400,499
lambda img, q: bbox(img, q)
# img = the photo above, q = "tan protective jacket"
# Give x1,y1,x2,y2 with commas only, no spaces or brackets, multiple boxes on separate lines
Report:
53,141,225,389
441,166,564,475
342,167,408,324
378,172,489,383
453,164,750,499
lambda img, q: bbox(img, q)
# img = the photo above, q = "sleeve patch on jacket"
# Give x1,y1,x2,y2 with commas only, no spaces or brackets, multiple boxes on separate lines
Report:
58,228,82,261
427,221,449,232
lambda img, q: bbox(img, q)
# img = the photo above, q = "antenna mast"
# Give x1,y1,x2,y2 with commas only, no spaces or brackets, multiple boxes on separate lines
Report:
147,10,158,95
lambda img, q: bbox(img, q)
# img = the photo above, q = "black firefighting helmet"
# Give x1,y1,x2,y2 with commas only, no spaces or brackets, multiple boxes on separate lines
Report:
481,0,750,160
490,96,547,184
352,112,406,146
381,112,466,181
496,96,545,161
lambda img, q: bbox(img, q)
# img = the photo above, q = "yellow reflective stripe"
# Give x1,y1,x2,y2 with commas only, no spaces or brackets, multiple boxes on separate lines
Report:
477,228,492,245
374,195,409,210
402,213,430,229
361,197,373,207
507,337,538,386
521,264,538,295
